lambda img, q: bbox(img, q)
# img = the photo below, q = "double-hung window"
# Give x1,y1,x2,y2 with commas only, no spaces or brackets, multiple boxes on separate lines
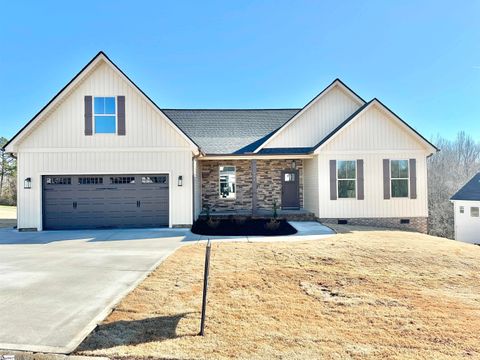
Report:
219,166,236,199
337,160,356,198
391,160,409,198
94,97,116,133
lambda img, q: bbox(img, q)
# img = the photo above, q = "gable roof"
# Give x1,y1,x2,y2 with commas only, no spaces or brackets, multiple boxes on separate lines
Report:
451,172,480,201
3,51,201,153
163,109,299,154
311,98,439,154
252,78,366,153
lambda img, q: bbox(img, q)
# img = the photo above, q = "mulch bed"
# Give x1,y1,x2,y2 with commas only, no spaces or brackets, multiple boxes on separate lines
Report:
191,218,297,236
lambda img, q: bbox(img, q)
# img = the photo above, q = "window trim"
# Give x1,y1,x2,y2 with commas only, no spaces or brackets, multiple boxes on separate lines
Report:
471,207,479,218
218,165,236,200
336,160,357,199
93,96,117,134
390,159,410,198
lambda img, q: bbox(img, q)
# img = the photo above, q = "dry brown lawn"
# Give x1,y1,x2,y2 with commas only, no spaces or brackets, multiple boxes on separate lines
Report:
77,227,480,359
0,205,16,228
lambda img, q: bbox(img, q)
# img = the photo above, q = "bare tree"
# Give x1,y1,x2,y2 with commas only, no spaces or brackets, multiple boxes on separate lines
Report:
428,132,480,238
0,137,17,205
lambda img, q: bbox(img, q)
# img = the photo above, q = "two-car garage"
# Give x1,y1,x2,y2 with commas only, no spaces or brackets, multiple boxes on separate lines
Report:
42,174,169,230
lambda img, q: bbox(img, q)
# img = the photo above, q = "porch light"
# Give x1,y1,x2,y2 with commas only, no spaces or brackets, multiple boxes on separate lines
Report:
291,160,296,169
178,175,183,187
24,177,32,189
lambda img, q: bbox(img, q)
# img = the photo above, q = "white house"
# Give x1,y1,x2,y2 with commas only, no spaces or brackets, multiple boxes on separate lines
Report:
451,173,480,244
3,52,438,232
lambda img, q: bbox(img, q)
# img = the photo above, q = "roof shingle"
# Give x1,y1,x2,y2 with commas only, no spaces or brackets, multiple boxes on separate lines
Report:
451,173,480,201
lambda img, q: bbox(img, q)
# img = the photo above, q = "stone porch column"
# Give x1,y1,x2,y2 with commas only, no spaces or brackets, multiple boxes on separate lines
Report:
251,159,257,215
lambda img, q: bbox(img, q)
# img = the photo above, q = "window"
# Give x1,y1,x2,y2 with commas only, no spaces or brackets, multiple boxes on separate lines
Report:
142,176,167,184
110,176,135,184
284,173,295,182
78,177,103,185
219,166,236,199
94,97,116,133
45,177,71,185
471,207,479,217
391,160,409,198
337,160,356,198
460,206,464,214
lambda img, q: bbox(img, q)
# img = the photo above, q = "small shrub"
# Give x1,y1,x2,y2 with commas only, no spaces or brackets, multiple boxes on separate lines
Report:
207,218,220,228
265,218,280,231
272,201,278,220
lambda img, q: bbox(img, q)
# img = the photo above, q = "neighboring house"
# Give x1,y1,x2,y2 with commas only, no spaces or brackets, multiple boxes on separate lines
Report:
3,52,438,232
450,173,480,244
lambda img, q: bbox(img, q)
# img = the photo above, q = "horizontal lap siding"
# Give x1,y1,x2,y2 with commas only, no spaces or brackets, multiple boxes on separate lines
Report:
17,151,193,229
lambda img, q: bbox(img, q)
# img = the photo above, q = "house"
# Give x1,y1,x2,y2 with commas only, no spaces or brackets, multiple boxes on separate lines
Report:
3,52,438,232
450,172,480,243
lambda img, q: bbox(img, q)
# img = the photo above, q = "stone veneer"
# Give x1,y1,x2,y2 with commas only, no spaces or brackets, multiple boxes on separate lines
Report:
200,159,303,212
318,217,428,233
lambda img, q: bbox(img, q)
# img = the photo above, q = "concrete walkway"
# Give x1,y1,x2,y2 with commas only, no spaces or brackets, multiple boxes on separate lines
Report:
0,222,333,354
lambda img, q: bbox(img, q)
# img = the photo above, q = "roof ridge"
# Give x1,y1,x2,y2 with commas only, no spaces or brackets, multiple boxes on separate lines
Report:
162,108,301,111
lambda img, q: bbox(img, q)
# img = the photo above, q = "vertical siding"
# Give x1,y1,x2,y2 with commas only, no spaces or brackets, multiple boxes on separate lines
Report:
17,62,191,150
17,150,193,229
193,158,202,219
317,152,429,218
303,157,319,216
322,105,422,151
266,86,362,148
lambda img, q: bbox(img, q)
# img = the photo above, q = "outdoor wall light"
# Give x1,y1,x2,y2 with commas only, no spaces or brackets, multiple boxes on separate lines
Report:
24,177,32,189
178,175,183,187
291,160,296,169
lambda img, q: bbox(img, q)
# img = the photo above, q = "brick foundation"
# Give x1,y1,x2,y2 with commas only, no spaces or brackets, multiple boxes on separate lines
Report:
318,217,428,233
200,159,303,212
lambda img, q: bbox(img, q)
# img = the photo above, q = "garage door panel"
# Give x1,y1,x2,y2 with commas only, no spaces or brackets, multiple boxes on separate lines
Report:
43,174,169,230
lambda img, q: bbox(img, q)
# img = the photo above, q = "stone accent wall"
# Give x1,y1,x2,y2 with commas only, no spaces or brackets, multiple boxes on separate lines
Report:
318,217,428,233
200,159,303,212
256,159,303,210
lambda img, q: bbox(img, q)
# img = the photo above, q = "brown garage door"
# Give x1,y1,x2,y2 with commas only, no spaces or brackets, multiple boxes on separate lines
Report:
42,174,169,230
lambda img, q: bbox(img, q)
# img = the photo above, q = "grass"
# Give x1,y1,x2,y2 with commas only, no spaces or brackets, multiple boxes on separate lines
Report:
76,227,480,359
0,205,16,228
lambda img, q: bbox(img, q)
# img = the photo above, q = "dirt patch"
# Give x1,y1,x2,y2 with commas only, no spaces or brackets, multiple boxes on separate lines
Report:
76,228,480,359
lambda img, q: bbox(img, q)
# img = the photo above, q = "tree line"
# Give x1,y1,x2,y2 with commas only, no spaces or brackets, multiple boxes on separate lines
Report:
0,137,17,205
428,131,480,238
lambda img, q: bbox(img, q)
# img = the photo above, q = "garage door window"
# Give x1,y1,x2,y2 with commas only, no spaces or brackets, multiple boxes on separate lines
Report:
110,176,135,184
78,177,103,185
45,177,71,185
142,176,167,184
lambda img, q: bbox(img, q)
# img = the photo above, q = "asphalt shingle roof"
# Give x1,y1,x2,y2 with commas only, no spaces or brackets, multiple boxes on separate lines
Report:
451,172,480,201
163,109,300,155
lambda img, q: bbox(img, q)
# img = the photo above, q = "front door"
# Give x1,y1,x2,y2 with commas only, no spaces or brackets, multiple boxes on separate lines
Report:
281,170,299,209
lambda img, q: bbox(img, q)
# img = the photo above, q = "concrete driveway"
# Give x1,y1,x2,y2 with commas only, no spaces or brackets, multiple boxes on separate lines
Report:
0,222,333,354
0,227,197,354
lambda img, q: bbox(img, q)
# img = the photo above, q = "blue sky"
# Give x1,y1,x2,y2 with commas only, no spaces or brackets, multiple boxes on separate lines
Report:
0,0,479,141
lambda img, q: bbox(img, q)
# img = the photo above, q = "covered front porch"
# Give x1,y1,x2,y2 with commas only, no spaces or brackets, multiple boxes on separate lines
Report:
198,157,315,220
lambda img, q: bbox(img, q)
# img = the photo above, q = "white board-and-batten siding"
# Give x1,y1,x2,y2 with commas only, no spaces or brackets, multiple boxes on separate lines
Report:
302,104,431,219
15,60,195,229
264,86,363,149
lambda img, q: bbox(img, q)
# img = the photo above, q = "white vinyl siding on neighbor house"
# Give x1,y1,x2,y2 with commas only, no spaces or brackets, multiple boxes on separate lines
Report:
264,85,363,149
453,200,480,244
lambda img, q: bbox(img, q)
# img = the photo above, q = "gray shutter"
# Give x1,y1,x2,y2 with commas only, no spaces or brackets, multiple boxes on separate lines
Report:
409,158,417,199
117,96,126,135
329,160,337,200
357,159,364,200
84,96,93,135
383,159,390,199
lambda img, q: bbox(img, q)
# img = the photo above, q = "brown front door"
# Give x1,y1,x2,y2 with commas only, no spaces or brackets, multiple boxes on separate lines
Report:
281,170,299,209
